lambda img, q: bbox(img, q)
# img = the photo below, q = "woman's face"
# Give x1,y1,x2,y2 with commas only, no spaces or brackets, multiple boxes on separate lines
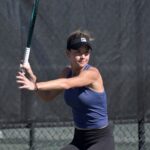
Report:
67,47,91,68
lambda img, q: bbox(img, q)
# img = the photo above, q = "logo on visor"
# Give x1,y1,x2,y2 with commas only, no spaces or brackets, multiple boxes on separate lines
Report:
81,37,87,42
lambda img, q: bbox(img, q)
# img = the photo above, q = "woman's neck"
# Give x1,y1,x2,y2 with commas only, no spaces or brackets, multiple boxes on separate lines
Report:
71,64,88,76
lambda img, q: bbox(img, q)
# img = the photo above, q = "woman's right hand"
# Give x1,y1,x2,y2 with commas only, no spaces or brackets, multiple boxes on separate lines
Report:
16,71,37,91
20,62,37,83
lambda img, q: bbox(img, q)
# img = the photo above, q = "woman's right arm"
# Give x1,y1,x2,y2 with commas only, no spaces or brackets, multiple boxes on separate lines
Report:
17,63,70,101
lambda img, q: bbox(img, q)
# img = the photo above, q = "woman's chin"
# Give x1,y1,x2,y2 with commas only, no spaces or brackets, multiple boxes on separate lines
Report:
78,62,87,67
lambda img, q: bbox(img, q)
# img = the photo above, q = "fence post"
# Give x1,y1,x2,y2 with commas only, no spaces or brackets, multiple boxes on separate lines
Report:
138,118,145,150
27,123,35,150
134,0,146,149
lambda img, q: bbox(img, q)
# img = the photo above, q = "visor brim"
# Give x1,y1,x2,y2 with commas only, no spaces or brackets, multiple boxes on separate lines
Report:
68,42,92,50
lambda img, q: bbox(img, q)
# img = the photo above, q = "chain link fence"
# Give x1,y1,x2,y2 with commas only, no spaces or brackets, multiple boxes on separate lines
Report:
0,121,150,150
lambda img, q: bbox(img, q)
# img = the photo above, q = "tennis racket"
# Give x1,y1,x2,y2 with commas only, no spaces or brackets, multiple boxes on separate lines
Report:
22,0,40,66
20,0,40,122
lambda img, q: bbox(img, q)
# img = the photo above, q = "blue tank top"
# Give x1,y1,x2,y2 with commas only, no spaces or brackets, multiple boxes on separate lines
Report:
64,64,108,129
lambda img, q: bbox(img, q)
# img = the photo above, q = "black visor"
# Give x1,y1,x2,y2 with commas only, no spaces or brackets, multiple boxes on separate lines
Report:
67,37,92,50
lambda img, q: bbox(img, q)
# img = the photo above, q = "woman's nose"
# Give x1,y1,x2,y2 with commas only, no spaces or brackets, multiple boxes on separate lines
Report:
80,53,85,58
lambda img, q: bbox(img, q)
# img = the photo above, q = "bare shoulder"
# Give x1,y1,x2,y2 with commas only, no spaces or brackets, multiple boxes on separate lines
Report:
59,65,71,78
88,66,104,91
84,66,101,78
87,66,104,83
89,66,100,73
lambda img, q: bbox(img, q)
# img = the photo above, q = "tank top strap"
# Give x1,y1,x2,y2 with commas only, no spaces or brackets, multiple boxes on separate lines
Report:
66,64,91,78
83,64,91,70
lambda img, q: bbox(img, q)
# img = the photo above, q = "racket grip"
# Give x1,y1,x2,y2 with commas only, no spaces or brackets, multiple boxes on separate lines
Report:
20,47,30,74
23,47,30,65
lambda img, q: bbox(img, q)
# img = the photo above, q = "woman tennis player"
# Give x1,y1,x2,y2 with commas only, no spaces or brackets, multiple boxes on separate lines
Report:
16,30,115,150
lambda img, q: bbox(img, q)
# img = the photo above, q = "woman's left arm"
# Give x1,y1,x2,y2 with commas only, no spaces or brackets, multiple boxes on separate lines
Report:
36,67,100,90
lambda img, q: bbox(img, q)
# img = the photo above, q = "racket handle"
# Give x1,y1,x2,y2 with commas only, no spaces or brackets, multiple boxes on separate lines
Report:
23,47,30,65
20,47,30,74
